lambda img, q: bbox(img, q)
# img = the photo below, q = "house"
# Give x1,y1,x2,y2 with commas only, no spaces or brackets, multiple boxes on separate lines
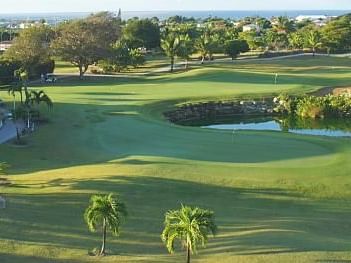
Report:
242,24,260,33
295,15,327,23
295,15,333,27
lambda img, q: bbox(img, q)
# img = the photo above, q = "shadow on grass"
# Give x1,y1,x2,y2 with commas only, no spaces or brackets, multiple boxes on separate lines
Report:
0,253,82,263
317,261,351,263
1,176,351,258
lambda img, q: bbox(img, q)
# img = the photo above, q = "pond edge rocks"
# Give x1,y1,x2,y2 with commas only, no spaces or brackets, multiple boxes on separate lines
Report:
164,100,275,124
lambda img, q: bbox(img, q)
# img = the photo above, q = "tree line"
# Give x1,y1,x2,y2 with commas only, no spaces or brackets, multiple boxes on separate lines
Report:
0,12,350,82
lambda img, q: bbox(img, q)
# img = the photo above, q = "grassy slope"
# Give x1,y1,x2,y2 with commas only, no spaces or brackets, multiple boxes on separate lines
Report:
1,56,351,262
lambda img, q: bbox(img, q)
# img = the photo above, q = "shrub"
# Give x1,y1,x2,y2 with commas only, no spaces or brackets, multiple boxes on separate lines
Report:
259,50,304,58
0,59,19,85
29,59,55,79
296,96,326,119
273,94,297,115
274,94,351,119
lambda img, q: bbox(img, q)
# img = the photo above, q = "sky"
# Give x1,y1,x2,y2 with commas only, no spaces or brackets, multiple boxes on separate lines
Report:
0,0,350,13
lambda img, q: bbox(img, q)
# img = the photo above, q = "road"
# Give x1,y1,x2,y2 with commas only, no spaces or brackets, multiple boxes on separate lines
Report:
0,119,26,144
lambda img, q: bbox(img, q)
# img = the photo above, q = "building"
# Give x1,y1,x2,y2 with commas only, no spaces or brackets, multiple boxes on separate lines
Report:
295,15,333,27
242,24,260,33
296,15,328,22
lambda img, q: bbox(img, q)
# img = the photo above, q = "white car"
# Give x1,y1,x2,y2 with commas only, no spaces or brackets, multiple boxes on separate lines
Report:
45,77,57,83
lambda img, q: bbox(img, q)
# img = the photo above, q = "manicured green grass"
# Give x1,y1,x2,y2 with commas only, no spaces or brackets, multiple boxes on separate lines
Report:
54,60,79,74
1,56,351,262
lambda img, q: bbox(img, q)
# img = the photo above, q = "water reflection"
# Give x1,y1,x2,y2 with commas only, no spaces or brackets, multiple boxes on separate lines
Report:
196,116,351,137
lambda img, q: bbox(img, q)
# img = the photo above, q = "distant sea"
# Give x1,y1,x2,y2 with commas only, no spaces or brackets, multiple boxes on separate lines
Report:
0,10,350,23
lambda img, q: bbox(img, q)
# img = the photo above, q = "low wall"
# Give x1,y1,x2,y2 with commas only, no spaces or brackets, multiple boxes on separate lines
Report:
164,100,275,124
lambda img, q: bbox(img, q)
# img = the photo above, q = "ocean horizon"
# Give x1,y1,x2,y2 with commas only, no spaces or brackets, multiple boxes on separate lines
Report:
0,10,350,22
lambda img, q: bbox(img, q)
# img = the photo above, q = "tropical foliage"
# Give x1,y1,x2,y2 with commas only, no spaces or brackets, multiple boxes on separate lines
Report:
161,204,217,263
99,41,145,73
161,30,182,72
84,193,127,256
273,94,351,119
51,12,121,78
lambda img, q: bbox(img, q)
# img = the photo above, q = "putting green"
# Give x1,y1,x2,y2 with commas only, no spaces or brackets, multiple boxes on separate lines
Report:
1,56,351,262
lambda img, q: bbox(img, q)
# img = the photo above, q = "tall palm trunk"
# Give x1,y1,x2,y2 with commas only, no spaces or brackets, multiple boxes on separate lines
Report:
170,56,174,72
186,244,191,263
18,89,23,104
201,55,205,64
12,95,16,112
100,218,107,255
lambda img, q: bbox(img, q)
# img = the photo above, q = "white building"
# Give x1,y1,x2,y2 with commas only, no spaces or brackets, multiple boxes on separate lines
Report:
295,15,333,27
296,15,327,22
242,24,260,33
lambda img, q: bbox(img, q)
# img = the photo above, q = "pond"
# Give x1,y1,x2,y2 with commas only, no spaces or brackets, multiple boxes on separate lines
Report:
187,116,351,137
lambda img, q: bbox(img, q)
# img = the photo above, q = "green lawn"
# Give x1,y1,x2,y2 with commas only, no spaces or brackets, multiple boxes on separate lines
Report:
1,56,351,262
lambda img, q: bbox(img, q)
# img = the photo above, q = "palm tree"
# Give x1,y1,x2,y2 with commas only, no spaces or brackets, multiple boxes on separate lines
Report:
27,90,53,110
161,204,217,263
161,31,181,72
274,16,294,34
177,34,194,69
288,32,304,50
25,90,53,128
84,193,127,256
306,30,322,56
8,69,29,110
8,85,21,112
195,33,213,64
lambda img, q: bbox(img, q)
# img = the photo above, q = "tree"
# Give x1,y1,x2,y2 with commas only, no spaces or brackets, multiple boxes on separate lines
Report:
195,34,210,64
176,34,195,69
129,48,145,68
4,25,53,78
321,15,351,53
100,41,131,72
26,90,53,110
288,32,304,50
256,17,272,30
274,16,295,34
8,84,21,113
9,69,29,105
84,194,127,256
195,30,219,64
305,30,322,56
52,12,121,79
161,204,217,263
161,31,181,72
264,29,288,50
224,39,249,60
0,59,19,85
99,41,145,72
123,18,160,49
22,89,53,129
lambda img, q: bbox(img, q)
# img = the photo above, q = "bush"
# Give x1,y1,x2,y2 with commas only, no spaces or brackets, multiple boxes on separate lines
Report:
296,96,326,119
259,50,304,58
0,59,19,85
273,94,297,115
29,59,55,79
274,93,351,119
